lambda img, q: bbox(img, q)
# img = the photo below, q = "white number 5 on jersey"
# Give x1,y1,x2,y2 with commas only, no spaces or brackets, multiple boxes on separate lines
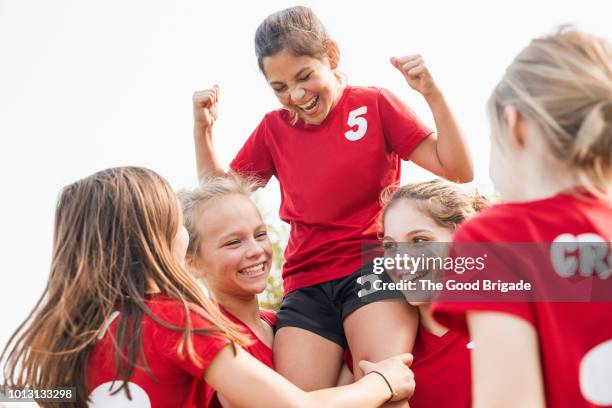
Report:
344,106,368,141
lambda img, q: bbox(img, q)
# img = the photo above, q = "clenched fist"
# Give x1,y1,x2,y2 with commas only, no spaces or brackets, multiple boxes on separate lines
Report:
193,85,220,128
390,55,440,98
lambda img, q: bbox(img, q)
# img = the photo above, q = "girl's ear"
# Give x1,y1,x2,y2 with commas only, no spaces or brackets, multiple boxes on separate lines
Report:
326,41,340,69
503,105,526,148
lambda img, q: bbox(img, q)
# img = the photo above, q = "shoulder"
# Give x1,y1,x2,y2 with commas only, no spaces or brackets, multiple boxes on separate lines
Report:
353,86,419,121
145,294,218,331
453,203,529,243
261,108,298,127
147,295,229,368
343,85,395,103
455,194,593,243
338,85,407,122
346,85,384,95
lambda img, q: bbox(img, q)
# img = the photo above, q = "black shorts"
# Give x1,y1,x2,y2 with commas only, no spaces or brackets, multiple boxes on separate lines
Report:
275,263,405,348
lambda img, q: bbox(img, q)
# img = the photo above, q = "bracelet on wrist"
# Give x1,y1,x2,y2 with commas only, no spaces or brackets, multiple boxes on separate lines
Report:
369,370,396,403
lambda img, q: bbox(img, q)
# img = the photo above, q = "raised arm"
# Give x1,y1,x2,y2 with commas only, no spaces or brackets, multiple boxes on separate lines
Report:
391,55,474,183
205,346,415,408
193,85,226,181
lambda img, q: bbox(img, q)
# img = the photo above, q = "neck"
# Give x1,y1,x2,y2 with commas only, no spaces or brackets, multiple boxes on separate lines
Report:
211,290,261,326
331,73,346,110
518,167,578,202
418,304,448,337
505,128,580,202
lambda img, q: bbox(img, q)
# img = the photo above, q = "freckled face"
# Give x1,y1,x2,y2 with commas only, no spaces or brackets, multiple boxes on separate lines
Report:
262,49,343,125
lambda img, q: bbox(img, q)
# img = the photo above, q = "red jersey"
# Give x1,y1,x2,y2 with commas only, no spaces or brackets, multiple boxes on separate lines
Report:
342,324,471,408
87,293,229,408
199,308,276,408
409,326,472,408
433,193,612,407
230,85,432,294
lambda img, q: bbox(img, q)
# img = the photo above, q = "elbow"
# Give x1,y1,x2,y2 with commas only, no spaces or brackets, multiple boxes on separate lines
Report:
443,168,474,184
449,164,474,184
456,169,474,183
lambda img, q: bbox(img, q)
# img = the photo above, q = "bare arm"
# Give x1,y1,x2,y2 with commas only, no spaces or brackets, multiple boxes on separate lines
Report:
205,346,415,408
467,311,546,408
193,86,226,181
391,56,473,183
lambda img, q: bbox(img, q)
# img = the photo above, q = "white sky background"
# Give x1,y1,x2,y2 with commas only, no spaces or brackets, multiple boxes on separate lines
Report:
0,0,611,376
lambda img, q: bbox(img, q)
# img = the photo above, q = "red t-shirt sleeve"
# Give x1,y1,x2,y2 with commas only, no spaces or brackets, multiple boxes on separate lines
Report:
377,87,433,160
229,116,275,186
153,303,230,378
432,216,536,335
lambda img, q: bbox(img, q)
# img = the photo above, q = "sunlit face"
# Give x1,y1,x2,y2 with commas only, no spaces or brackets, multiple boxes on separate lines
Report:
194,194,272,296
382,199,453,306
262,49,342,125
172,205,190,267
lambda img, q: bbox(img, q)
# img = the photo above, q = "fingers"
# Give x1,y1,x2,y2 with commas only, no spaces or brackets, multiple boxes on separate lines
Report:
402,60,423,74
393,54,422,64
390,55,426,76
358,353,414,374
391,54,423,67
192,91,214,107
212,84,220,103
389,57,400,70
193,85,220,107
405,64,427,78
360,354,416,402
396,353,414,366
358,359,375,373
359,353,413,367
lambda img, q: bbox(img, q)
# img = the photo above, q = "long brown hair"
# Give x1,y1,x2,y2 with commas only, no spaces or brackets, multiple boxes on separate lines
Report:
1,167,249,407
255,6,334,72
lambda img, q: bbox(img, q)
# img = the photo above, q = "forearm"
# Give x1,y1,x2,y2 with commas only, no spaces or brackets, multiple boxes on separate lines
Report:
424,91,473,183
194,123,225,181
305,372,390,408
208,346,394,408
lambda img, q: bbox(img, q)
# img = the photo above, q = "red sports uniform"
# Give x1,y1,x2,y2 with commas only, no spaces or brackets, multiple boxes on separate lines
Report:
230,85,432,294
342,325,472,408
409,326,472,408
433,192,612,407
199,308,276,408
87,293,229,408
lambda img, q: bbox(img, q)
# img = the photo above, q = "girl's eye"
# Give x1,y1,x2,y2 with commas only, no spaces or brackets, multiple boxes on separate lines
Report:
413,236,430,244
382,241,397,250
273,85,287,93
255,231,268,240
224,240,240,247
298,72,312,81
